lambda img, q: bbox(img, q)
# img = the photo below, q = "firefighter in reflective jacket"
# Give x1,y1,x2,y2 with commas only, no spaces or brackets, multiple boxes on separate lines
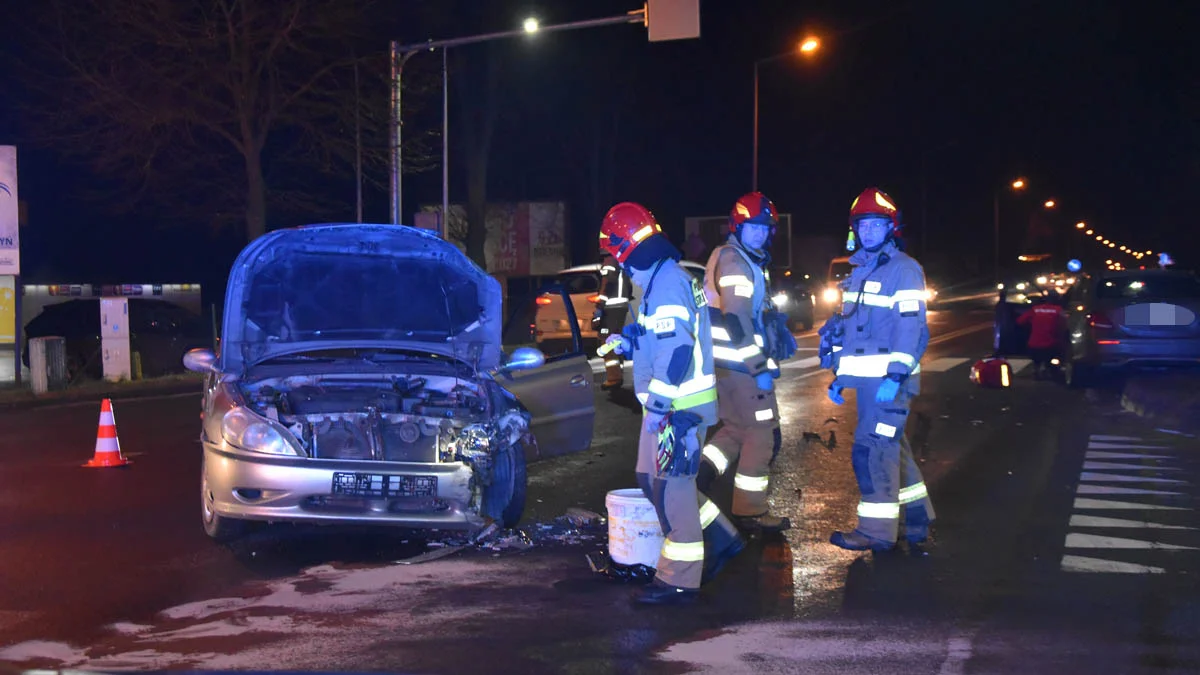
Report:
594,254,633,389
600,201,744,605
823,187,936,555
698,191,789,533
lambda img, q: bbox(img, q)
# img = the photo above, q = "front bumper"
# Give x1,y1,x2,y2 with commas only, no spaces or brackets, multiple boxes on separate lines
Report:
203,442,483,530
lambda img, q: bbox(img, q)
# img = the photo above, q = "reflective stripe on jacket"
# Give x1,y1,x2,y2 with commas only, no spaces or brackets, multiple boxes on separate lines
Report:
834,241,930,390
703,237,772,376
632,259,719,425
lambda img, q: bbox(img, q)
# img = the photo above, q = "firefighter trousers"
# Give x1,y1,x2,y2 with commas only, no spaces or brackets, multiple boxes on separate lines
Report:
701,371,782,517
636,416,741,590
849,381,935,544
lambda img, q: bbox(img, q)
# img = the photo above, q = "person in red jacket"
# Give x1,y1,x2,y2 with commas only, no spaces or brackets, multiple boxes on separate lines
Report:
1016,293,1066,378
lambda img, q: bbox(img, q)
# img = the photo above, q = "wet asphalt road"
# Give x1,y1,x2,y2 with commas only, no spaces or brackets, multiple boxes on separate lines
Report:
2,302,1199,674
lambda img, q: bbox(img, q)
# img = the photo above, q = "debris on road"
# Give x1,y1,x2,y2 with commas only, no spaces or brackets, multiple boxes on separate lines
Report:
394,512,606,564
585,550,655,583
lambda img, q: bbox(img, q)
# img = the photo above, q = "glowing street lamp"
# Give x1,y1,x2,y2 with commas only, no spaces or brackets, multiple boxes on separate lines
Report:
1044,200,1056,209
799,36,820,53
523,17,540,33
1076,221,1086,229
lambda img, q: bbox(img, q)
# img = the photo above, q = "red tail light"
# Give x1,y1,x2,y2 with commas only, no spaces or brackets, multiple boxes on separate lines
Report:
535,295,553,306
1087,312,1114,329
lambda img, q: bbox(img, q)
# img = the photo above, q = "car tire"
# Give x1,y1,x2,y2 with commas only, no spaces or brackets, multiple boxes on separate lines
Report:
484,438,529,529
201,456,248,542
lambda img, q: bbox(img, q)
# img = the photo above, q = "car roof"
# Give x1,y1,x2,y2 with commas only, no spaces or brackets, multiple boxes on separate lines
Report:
557,260,704,275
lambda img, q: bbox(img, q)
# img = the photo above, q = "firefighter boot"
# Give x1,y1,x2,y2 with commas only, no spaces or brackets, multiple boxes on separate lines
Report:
830,529,896,552
701,535,745,584
735,513,791,534
634,579,699,606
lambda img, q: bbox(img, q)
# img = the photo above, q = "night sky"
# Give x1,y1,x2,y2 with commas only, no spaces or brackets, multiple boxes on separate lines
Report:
2,0,1196,303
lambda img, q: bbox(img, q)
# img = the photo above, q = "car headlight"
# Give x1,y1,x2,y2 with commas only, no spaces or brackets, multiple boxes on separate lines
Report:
822,287,841,303
221,407,298,456
771,291,789,308
1036,276,1048,285
924,288,937,301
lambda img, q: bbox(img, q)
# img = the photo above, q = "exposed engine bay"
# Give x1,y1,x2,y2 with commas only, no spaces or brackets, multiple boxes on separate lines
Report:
238,371,530,492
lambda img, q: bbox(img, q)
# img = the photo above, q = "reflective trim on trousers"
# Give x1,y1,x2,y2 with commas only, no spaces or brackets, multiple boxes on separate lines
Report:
856,501,901,519
662,538,705,562
755,408,775,422
713,344,765,362
711,325,731,341
899,482,929,504
734,473,770,492
699,499,721,529
702,444,729,475
836,353,922,378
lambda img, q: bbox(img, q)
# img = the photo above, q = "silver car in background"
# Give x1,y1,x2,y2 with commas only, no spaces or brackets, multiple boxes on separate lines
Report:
1063,267,1200,387
185,224,595,541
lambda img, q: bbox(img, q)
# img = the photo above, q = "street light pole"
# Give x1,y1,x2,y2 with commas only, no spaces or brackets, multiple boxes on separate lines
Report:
751,38,819,193
752,60,760,192
993,188,1000,285
389,9,647,234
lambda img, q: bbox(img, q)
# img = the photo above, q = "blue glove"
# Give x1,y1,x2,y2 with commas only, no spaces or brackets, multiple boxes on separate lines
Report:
755,372,774,390
828,383,845,405
876,377,901,403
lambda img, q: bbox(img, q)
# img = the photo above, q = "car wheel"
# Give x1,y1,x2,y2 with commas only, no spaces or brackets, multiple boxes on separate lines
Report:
484,438,530,529
201,456,247,542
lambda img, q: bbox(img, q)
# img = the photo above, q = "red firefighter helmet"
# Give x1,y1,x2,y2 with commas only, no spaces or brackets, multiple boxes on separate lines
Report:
969,356,1013,388
600,202,664,265
729,191,779,234
849,187,900,230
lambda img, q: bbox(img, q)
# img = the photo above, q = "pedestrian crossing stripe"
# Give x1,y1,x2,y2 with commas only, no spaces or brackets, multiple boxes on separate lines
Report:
1061,555,1166,574
1086,442,1173,450
1078,472,1186,484
1073,498,1187,511
1064,533,1199,550
1086,451,1173,460
1075,485,1185,496
1068,515,1196,530
1083,461,1181,471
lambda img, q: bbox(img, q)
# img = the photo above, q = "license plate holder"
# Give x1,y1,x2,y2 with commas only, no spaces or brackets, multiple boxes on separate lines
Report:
331,473,438,498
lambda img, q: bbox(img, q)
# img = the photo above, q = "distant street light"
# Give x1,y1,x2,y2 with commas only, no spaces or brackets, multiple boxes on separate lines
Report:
1095,235,1103,241
753,36,821,191
1012,179,1025,189
524,17,540,33
1044,200,1056,209
1076,221,1086,229
1086,229,1094,235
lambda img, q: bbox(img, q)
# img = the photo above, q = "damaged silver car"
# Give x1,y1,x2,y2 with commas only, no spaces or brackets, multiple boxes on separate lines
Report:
184,223,596,541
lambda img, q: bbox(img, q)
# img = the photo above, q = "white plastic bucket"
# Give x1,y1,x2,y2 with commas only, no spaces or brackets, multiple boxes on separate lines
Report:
605,488,664,567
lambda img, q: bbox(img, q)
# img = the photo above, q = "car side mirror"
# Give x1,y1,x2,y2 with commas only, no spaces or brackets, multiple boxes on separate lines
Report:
183,347,218,373
502,346,545,373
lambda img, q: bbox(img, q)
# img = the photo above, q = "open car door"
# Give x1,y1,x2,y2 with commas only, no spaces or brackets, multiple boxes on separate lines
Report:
500,284,596,460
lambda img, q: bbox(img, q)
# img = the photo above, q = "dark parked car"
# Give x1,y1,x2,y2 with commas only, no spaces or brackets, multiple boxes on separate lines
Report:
23,298,210,380
1061,268,1200,387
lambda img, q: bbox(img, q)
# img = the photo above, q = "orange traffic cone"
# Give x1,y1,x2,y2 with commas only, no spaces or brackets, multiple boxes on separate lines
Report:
84,398,131,468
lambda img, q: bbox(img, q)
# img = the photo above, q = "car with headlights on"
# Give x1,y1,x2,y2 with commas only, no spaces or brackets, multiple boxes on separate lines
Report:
184,223,596,541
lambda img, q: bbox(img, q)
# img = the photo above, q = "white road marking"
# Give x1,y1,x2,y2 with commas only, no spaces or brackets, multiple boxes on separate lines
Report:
919,357,970,373
1073,498,1186,511
1089,435,1143,442
1064,533,1198,550
1087,442,1172,450
1078,472,1185,484
1075,485,1184,496
1061,555,1166,574
1082,461,1180,471
1069,514,1195,530
1086,451,1173,460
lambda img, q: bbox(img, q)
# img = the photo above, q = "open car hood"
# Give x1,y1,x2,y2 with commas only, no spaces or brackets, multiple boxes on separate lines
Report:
219,223,503,374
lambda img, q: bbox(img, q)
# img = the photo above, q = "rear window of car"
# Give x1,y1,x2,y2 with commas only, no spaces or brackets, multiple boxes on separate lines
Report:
1096,274,1200,300
559,272,600,295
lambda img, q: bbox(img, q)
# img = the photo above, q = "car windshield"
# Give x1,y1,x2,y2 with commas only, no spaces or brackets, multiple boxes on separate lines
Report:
244,252,480,343
1095,274,1200,300
559,272,600,295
